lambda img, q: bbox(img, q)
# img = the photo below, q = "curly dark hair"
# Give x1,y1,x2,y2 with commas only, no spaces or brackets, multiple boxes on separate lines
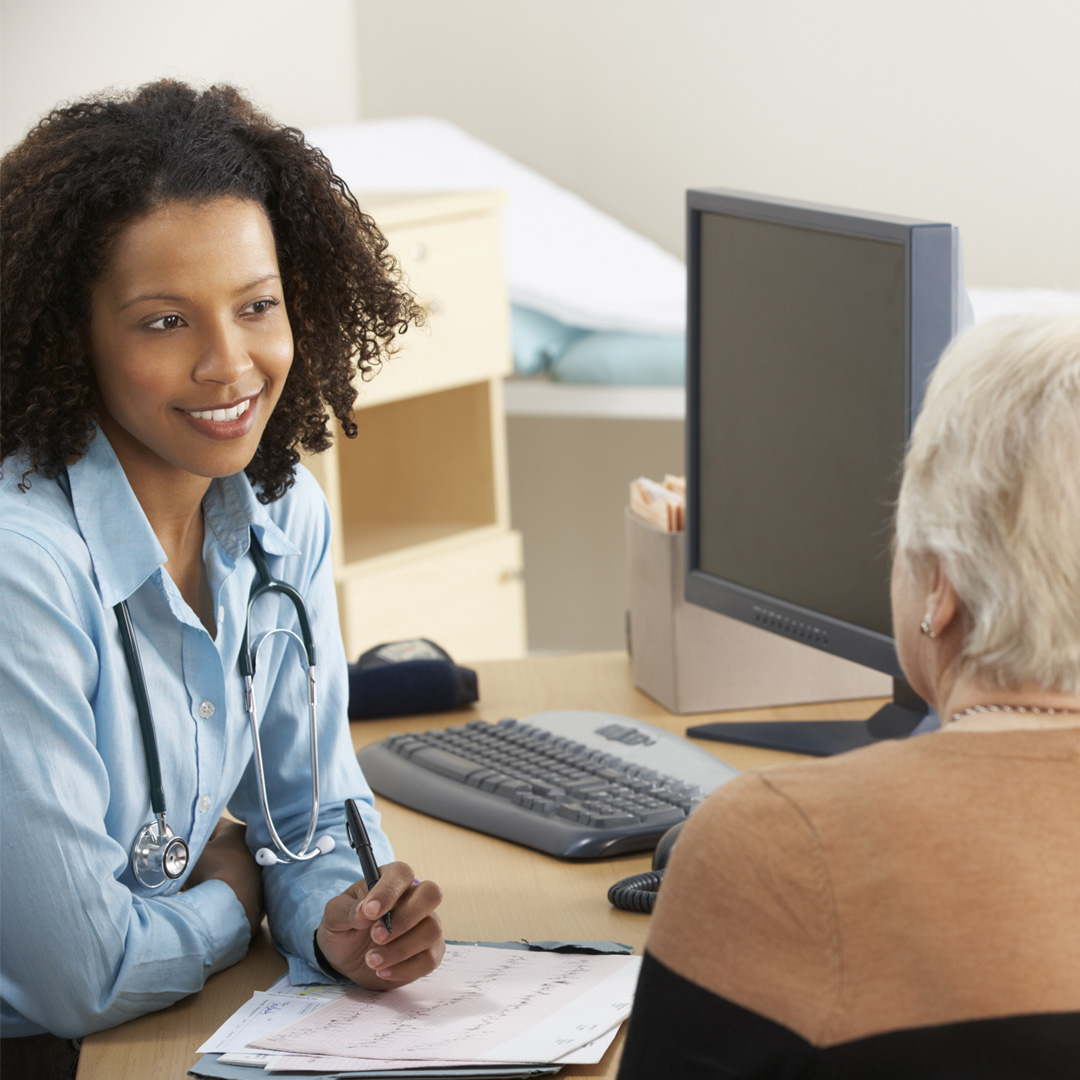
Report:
1,79,422,501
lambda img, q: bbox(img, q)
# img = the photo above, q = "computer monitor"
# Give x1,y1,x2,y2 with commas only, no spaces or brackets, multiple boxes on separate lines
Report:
684,188,964,756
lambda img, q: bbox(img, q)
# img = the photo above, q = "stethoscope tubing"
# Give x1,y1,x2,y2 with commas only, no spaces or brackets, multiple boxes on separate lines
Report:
244,632,321,866
242,538,316,674
113,598,167,819
118,531,325,887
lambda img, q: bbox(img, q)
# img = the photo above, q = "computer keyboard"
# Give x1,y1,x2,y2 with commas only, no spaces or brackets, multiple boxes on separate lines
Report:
357,710,739,858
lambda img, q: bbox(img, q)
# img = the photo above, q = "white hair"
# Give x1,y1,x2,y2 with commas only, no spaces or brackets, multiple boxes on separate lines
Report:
895,310,1080,693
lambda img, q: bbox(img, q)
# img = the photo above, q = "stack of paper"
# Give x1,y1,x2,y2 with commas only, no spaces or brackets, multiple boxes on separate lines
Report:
192,944,641,1079
629,476,685,532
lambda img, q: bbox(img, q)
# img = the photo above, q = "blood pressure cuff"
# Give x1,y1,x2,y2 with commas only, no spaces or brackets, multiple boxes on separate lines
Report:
347,638,479,720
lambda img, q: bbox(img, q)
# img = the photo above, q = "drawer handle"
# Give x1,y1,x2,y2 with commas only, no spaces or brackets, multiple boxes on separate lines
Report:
411,242,428,260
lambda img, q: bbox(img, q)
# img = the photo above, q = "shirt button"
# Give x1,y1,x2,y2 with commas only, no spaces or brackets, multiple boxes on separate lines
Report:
217,605,225,625
198,795,211,813
198,700,215,719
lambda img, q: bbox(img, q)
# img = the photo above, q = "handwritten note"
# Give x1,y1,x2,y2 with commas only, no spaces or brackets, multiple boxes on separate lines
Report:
252,944,641,1063
197,992,329,1055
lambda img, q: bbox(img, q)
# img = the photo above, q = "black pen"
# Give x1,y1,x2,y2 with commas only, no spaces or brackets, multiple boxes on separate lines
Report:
345,798,392,934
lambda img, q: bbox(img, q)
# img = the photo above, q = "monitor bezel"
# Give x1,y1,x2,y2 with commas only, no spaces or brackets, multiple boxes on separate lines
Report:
685,187,959,681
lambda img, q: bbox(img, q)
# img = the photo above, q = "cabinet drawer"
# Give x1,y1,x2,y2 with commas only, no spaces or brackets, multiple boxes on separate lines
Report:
357,211,511,409
337,531,526,663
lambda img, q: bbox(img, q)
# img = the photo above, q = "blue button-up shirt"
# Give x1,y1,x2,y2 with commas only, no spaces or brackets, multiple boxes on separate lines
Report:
0,430,391,1038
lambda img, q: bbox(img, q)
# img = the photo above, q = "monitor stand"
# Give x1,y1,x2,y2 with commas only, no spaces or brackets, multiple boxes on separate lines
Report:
687,679,931,757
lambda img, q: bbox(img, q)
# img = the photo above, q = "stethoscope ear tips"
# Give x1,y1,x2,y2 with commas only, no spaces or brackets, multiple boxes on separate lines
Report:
315,834,336,854
256,847,279,866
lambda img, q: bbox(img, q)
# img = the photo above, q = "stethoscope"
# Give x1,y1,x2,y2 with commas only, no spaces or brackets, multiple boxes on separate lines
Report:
114,532,335,889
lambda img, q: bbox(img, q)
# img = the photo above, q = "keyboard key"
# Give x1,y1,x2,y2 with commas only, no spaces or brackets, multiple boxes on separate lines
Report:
636,807,686,827
496,778,531,798
529,781,567,798
409,746,484,782
466,769,500,788
585,811,638,829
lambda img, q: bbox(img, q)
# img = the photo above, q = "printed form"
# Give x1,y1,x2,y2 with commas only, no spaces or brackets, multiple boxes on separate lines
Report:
200,944,640,1070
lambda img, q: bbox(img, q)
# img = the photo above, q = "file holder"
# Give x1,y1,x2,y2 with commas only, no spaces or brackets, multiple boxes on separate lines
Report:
626,510,890,714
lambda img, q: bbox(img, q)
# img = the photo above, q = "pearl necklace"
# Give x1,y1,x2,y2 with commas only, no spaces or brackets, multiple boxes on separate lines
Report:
949,703,1080,724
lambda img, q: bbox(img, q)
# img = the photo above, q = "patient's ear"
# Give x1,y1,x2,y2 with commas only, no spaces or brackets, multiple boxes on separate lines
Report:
927,563,959,638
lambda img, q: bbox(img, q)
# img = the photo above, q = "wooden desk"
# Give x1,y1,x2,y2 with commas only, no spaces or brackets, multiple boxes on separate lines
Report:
78,651,885,1079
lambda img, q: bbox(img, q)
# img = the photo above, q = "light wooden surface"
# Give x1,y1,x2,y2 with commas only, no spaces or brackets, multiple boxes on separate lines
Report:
77,651,886,1079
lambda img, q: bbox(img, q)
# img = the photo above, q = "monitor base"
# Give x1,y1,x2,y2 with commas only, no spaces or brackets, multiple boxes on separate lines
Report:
688,698,928,757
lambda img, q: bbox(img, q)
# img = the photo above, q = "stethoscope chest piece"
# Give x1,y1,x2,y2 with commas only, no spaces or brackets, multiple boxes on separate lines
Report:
132,816,190,888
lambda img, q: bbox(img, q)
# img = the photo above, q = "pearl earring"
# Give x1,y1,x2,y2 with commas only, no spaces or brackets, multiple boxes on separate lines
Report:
920,618,935,639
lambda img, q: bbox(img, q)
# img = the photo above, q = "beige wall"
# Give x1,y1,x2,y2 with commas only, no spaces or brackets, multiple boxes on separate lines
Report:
6,1,1074,286
1,0,361,151
355,0,1080,289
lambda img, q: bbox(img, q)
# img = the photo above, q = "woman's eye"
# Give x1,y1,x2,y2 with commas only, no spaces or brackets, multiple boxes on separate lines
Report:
246,298,279,316
146,314,183,332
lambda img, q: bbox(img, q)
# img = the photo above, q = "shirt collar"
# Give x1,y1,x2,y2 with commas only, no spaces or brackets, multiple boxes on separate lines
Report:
68,428,299,608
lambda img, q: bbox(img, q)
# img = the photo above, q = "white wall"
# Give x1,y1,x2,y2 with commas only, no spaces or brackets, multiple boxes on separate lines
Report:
1,0,361,151
354,0,1080,289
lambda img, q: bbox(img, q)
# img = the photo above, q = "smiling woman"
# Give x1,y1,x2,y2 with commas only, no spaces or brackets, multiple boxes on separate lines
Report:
85,196,298,628
1,80,421,502
88,200,293,505
0,81,445,1078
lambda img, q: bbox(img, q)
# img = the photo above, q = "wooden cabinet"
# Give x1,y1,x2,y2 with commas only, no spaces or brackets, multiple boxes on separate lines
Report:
303,192,526,662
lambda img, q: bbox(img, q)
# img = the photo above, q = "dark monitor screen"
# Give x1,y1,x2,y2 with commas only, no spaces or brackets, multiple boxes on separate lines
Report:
697,212,903,639
685,189,961,754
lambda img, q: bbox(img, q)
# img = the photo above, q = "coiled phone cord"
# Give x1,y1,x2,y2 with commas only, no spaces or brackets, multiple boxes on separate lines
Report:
607,869,665,913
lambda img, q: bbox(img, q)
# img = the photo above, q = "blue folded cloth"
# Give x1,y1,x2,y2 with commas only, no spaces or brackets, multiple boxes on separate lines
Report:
511,303,685,385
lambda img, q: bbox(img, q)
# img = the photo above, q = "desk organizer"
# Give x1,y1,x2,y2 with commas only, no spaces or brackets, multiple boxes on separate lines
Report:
626,510,891,714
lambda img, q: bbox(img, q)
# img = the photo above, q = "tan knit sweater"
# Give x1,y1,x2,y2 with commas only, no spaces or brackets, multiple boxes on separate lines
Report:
647,722,1080,1048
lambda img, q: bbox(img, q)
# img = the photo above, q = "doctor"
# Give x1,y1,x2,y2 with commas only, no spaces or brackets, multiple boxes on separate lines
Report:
0,81,445,1076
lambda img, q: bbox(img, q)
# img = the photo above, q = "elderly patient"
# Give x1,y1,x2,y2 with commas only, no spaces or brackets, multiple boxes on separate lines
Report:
617,312,1080,1079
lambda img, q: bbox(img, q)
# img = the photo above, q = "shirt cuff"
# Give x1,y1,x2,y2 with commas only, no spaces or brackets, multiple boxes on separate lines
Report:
287,950,348,985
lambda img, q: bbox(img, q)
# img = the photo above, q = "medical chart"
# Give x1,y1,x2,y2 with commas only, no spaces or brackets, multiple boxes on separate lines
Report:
249,944,640,1064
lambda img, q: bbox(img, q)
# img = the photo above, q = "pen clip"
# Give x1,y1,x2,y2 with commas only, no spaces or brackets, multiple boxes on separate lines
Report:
344,797,367,852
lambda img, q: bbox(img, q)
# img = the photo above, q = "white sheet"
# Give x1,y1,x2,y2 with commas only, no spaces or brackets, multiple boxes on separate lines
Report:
306,119,1080,346
307,117,686,336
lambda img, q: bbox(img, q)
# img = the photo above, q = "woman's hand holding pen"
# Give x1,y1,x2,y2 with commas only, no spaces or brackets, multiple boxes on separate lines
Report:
316,864,445,990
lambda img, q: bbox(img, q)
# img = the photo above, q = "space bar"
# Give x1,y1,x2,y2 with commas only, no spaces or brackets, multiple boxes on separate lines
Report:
407,746,485,782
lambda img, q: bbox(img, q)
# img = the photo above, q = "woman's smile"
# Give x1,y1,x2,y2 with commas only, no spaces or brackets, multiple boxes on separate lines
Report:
178,392,261,440
182,397,252,423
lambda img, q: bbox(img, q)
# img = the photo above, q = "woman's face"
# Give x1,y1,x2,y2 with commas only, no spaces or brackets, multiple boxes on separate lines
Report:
87,197,293,491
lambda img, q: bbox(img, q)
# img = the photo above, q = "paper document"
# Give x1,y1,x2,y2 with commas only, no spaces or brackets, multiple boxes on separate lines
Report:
210,1013,618,1072
261,1024,620,1072
197,992,330,1055
193,1054,560,1079
266,973,351,1000
629,475,685,532
252,944,641,1064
